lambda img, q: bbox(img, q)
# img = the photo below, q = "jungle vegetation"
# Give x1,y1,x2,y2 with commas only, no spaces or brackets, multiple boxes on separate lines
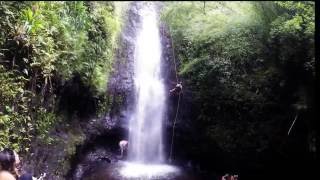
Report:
0,1,316,177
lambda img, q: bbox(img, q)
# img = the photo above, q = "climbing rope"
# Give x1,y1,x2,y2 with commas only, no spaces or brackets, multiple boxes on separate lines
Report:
169,26,179,83
168,26,181,162
169,92,181,162
288,113,299,135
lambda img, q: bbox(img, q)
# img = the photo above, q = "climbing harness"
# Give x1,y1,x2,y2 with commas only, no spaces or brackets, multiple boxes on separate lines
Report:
168,26,182,162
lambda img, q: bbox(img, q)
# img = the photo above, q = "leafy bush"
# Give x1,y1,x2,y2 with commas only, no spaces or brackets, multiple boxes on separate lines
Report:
161,1,315,154
0,65,33,152
0,1,122,152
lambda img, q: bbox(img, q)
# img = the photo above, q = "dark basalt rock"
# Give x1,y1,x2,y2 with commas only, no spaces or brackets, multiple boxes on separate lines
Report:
67,2,146,179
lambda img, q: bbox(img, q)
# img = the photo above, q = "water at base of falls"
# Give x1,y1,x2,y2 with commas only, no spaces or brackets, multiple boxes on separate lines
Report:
80,161,202,180
120,162,180,179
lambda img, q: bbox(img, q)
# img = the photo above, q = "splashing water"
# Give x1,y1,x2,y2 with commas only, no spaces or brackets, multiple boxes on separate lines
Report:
120,162,179,179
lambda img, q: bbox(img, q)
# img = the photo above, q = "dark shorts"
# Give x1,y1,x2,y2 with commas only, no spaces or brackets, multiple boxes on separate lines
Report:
19,173,33,180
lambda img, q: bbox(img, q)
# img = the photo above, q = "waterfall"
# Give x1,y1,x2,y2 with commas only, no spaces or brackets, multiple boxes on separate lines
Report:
128,2,165,163
120,3,179,178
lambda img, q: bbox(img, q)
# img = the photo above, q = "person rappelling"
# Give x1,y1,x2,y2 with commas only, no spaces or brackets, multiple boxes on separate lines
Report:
169,81,183,95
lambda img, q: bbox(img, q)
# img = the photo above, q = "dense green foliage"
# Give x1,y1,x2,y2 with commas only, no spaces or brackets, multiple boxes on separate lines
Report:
161,1,315,156
0,1,122,152
0,1,315,177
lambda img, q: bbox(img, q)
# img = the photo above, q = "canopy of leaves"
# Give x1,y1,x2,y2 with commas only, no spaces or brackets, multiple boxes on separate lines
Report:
161,1,315,157
0,1,123,152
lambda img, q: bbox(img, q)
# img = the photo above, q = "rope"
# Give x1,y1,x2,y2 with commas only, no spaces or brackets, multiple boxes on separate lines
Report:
168,25,181,162
288,113,299,135
169,26,179,82
169,92,181,162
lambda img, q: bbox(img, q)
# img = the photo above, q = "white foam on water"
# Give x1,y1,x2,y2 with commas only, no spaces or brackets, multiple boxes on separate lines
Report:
120,162,180,178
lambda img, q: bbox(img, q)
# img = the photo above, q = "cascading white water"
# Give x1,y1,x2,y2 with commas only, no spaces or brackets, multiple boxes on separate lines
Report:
128,2,165,163
120,3,179,178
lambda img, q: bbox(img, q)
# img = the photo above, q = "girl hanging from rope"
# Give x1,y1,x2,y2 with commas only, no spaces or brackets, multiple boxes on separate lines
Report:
169,81,182,95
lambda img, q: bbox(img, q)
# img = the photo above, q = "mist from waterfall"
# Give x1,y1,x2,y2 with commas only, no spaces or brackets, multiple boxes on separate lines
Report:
128,3,165,163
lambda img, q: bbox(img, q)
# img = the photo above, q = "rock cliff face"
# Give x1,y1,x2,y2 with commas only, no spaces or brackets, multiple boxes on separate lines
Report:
106,1,184,163
107,2,140,132
159,8,202,169
66,2,181,179
67,2,144,179
66,2,191,178
22,2,188,179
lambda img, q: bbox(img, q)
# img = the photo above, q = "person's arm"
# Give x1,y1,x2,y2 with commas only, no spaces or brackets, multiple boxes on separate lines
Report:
0,171,16,180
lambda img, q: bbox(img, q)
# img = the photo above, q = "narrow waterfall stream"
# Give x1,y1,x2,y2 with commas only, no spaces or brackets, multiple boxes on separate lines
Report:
128,2,164,163
119,2,180,179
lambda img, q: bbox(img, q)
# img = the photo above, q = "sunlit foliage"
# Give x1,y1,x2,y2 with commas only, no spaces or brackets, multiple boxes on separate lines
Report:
0,1,122,152
161,1,315,154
